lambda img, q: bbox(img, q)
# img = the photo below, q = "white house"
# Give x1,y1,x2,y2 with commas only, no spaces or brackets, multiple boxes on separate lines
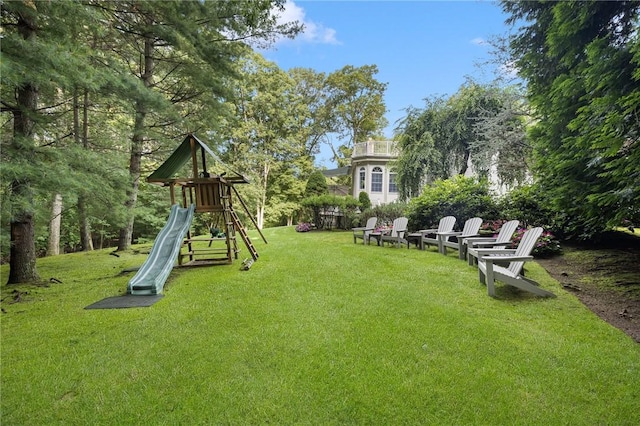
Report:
322,140,400,205
350,140,400,205
322,139,514,205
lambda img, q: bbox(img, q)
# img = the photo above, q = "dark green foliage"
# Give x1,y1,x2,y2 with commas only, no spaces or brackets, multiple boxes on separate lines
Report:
395,82,521,199
325,65,388,167
304,170,329,197
408,176,499,231
358,191,371,211
502,0,640,238
497,184,568,237
509,227,562,258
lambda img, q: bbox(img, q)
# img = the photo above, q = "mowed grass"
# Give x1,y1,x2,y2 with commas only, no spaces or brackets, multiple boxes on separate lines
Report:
1,226,639,425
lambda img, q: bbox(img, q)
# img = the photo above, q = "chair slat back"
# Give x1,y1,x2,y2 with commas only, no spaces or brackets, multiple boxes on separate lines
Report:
508,227,543,276
365,216,377,230
495,220,520,244
438,216,456,233
391,217,408,238
461,217,482,237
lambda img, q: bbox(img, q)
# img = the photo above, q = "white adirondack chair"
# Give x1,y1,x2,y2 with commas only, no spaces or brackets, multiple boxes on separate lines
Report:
466,220,520,266
380,217,409,248
478,227,555,298
438,217,483,258
419,216,456,252
352,216,377,245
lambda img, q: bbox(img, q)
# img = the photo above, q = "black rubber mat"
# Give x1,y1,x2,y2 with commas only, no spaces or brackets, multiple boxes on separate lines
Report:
84,294,164,309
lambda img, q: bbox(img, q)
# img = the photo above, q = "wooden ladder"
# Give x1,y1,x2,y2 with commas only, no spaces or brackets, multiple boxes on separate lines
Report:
229,209,259,261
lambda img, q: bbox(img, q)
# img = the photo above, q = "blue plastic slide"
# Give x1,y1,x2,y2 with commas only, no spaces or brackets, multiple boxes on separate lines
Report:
127,204,195,295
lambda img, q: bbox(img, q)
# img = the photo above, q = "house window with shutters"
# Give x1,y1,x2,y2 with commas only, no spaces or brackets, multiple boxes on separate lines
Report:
371,167,383,192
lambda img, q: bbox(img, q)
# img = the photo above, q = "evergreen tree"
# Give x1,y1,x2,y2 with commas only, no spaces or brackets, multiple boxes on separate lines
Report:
1,0,108,283
304,171,329,197
502,0,640,236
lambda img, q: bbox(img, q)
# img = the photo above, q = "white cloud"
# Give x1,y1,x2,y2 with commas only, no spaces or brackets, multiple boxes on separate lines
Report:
471,37,488,46
274,0,340,45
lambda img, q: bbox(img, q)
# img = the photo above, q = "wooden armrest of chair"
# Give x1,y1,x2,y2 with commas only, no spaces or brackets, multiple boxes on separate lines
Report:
418,228,438,235
437,231,462,237
473,241,511,248
474,248,517,256
352,226,374,231
466,237,497,245
482,255,533,263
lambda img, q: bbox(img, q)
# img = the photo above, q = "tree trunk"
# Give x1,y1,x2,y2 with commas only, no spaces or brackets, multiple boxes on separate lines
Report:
117,137,142,251
256,162,270,230
8,11,40,284
458,149,471,175
47,194,63,256
117,34,154,251
76,89,93,251
256,205,264,230
78,196,93,251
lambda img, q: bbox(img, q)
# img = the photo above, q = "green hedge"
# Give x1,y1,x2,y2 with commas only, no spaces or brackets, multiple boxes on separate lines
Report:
408,176,500,231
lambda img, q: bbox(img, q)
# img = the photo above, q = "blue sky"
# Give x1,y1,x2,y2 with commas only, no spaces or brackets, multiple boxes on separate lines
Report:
262,0,514,166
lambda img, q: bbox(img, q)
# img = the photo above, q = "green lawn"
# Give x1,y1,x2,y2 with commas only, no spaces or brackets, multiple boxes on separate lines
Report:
2,226,639,425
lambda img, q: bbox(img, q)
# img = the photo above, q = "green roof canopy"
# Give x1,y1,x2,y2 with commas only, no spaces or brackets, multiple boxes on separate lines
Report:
147,134,247,184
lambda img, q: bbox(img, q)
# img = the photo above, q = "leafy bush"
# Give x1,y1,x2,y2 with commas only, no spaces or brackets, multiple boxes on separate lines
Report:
497,184,569,238
295,223,312,232
361,201,409,228
408,176,500,231
304,171,329,197
480,219,507,233
358,191,371,211
510,228,562,257
498,184,553,228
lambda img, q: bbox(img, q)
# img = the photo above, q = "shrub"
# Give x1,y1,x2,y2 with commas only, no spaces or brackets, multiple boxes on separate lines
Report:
480,219,507,233
408,176,499,231
358,191,371,211
362,201,410,228
304,171,329,197
295,223,312,232
498,184,557,228
510,227,562,257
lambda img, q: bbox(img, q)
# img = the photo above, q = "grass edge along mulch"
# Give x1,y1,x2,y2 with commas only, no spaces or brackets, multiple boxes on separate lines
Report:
1,226,639,425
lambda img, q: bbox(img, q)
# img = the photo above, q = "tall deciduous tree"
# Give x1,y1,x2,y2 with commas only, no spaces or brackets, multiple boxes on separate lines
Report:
326,65,388,166
468,85,532,188
288,68,335,159
502,0,640,236
223,53,309,229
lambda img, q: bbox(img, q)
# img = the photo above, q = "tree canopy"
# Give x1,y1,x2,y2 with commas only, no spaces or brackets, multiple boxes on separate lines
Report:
502,0,640,236
394,81,526,199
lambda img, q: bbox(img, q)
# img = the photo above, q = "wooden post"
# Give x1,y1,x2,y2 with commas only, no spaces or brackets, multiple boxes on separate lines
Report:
169,182,176,205
189,135,199,179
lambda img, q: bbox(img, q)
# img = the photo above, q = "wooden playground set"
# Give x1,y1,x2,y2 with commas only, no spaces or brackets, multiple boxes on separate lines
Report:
146,133,265,267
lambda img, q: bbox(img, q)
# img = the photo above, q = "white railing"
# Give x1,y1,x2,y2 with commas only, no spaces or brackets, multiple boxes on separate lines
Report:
352,140,398,158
